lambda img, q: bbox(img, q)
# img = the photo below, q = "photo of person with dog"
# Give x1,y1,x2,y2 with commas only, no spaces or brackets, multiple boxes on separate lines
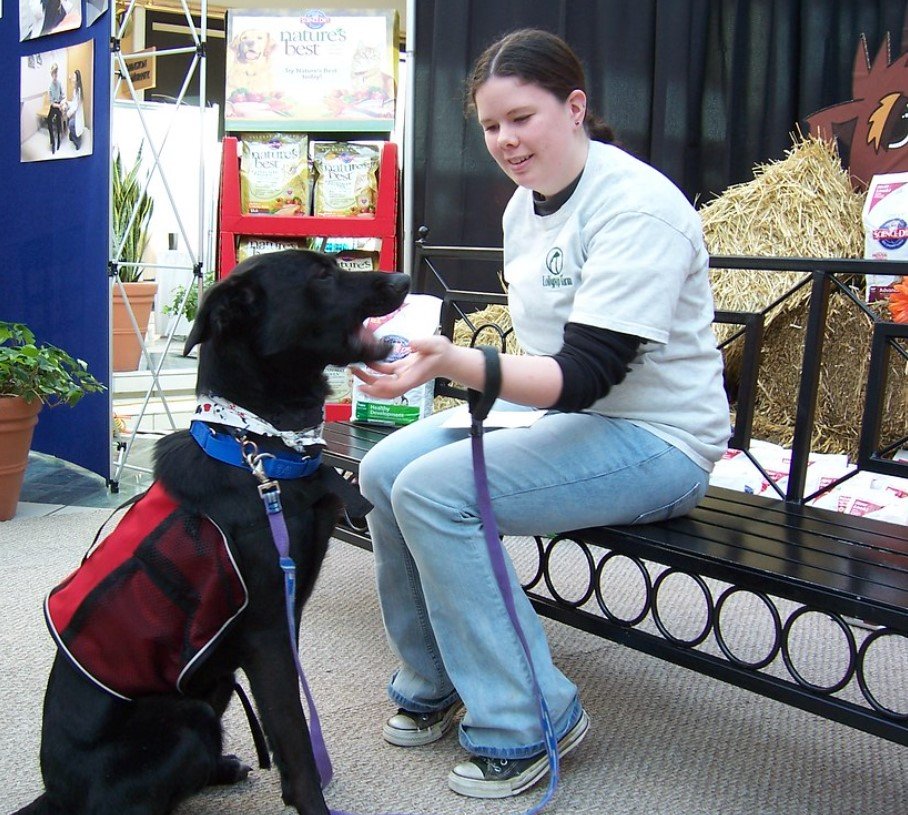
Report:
19,41,94,163
353,28,730,800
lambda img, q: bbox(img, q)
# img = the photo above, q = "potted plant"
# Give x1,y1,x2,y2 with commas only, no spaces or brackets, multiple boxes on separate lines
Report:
161,268,215,338
0,321,105,520
111,144,157,371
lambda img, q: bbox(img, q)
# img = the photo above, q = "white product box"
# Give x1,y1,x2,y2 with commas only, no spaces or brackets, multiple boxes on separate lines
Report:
862,173,908,302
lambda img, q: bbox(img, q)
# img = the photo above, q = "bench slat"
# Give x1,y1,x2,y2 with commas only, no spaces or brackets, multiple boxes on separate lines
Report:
577,520,908,627
703,487,907,545
686,503,908,575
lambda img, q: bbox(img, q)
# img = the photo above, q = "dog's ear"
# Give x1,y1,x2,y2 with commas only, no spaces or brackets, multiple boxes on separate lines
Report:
265,33,277,55
182,273,260,356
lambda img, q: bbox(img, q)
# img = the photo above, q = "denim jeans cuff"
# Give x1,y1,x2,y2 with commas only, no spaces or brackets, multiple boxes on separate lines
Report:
387,677,460,714
458,697,583,759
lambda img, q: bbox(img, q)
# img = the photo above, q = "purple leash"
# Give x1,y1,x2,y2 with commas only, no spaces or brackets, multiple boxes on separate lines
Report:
468,346,560,815
241,440,335,787
259,477,336,788
246,348,560,815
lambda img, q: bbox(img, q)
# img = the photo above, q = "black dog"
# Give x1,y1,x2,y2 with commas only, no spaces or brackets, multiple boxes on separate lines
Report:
14,250,409,815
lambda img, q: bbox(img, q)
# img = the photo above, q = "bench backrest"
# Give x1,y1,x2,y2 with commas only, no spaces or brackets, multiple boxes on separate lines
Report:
413,231,908,506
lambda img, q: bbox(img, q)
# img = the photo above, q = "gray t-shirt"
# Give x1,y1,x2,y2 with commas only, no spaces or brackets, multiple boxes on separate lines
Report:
502,141,729,471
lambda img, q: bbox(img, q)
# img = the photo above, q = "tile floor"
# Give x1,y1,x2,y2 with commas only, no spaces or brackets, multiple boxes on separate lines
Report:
10,335,196,522
14,440,157,521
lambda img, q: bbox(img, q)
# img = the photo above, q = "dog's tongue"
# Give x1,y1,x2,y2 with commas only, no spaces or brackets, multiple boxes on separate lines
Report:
357,324,392,359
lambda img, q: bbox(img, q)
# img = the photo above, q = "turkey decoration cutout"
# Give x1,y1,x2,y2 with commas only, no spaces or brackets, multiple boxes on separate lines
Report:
807,33,908,190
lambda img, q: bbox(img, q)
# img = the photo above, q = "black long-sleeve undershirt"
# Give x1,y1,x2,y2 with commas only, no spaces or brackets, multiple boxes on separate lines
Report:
549,322,642,412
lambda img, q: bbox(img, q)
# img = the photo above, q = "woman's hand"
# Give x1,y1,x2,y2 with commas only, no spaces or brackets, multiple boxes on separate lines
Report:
352,334,564,408
352,335,454,399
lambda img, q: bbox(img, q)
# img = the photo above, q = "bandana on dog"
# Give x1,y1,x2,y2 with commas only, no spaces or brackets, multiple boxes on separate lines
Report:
45,482,248,700
193,395,326,453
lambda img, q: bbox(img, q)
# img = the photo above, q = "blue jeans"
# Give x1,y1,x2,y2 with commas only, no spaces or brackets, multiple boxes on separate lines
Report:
358,403,710,759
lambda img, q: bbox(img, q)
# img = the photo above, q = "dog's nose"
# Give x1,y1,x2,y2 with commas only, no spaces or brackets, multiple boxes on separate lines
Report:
386,273,410,294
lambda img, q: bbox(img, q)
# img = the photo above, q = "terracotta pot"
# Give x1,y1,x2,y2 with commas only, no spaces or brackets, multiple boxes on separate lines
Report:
0,396,42,521
112,281,159,372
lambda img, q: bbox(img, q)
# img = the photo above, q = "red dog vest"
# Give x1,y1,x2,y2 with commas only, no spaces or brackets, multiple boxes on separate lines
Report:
45,481,248,700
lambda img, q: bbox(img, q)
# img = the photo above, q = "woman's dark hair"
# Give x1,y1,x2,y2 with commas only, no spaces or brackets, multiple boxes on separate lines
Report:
465,28,615,144
74,69,83,97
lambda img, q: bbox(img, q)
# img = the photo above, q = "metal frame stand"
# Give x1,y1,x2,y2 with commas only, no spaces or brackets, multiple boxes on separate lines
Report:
108,0,209,490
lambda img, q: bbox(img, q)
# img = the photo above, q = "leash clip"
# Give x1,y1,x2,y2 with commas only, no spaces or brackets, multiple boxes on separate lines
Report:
238,436,278,485
258,480,283,514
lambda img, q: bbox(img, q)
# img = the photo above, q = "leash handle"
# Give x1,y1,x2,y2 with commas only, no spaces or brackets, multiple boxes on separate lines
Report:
467,345,503,427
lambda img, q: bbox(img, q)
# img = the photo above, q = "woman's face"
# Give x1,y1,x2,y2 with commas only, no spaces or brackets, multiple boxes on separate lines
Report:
474,75,587,197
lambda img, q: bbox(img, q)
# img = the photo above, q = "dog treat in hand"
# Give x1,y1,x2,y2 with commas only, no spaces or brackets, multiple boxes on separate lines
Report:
312,141,380,216
240,132,310,215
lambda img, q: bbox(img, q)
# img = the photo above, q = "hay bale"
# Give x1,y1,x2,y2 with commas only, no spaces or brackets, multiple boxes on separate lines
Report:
752,294,906,458
699,135,866,381
434,304,523,413
700,135,864,262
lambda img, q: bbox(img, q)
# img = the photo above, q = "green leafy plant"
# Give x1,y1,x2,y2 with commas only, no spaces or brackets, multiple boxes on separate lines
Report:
0,322,105,407
163,269,216,322
112,144,154,282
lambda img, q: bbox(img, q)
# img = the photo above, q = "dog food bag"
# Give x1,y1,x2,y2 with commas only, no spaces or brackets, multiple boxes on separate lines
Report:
318,236,382,254
240,132,310,215
312,141,380,216
325,365,354,405
862,172,908,302
352,294,443,426
236,236,313,262
332,249,380,272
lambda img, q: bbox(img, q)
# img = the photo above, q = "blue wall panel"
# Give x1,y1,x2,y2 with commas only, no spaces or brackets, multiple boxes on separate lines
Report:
1,7,112,479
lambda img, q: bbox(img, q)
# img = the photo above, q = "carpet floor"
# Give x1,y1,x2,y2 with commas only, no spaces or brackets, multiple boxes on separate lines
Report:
0,508,905,815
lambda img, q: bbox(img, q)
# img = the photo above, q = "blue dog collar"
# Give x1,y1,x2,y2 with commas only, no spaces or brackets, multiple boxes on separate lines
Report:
190,421,322,480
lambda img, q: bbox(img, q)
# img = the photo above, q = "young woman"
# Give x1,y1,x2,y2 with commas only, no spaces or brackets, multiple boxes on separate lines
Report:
355,28,729,800
64,69,85,151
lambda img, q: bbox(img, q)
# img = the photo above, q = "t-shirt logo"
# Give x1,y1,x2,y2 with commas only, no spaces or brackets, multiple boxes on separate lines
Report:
543,246,573,289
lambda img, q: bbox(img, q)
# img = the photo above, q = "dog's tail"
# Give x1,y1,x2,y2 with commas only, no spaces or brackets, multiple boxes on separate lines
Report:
11,793,52,814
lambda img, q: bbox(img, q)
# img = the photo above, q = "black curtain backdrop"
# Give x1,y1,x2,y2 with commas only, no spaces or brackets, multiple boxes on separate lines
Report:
412,0,908,276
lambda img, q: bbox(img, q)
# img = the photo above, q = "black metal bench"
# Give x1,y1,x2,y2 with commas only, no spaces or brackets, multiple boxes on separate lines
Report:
323,242,908,747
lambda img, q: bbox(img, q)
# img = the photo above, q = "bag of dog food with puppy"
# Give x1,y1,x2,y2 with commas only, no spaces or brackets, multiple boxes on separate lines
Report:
240,132,310,215
352,294,443,426
312,141,380,216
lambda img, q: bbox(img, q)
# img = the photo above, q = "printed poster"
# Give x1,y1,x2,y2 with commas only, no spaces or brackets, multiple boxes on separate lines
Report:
225,8,398,133
20,0,82,42
20,40,94,162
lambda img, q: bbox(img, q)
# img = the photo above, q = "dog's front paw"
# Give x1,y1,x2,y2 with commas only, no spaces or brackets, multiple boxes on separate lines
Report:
211,753,253,785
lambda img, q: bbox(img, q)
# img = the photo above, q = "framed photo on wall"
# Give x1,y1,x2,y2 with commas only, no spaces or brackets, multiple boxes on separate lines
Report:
20,39,94,162
19,0,82,42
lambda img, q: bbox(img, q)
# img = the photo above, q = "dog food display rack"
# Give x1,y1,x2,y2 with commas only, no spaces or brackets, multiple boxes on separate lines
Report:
217,137,399,276
217,136,399,421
